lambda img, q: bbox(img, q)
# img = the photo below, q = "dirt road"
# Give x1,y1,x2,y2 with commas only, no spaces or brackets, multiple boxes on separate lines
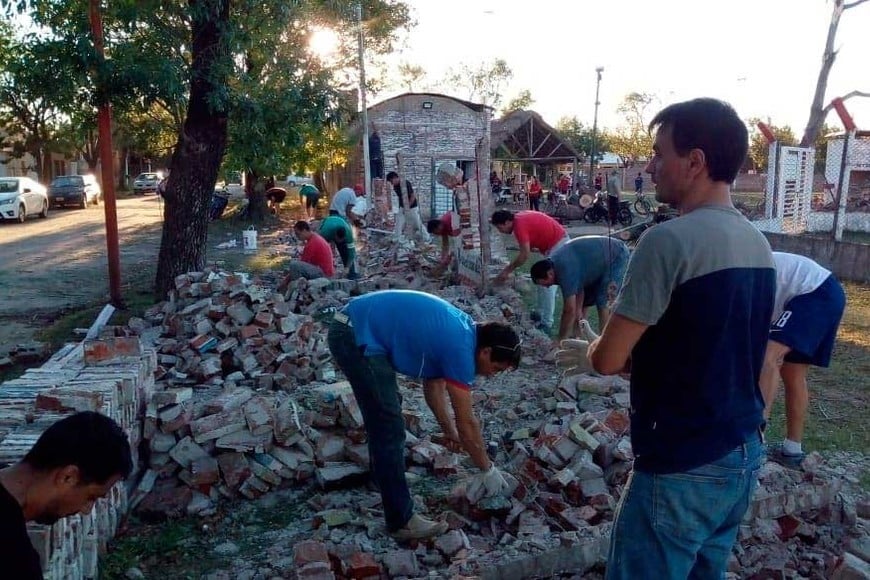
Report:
0,195,165,345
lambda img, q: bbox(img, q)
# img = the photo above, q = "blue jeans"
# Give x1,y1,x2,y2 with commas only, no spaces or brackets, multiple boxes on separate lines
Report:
606,434,763,580
327,319,413,531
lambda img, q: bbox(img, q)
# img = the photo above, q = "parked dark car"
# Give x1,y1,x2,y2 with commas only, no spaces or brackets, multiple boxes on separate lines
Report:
48,175,102,209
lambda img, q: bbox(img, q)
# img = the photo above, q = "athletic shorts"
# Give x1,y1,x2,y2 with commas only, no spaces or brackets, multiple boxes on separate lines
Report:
305,195,320,209
770,274,846,367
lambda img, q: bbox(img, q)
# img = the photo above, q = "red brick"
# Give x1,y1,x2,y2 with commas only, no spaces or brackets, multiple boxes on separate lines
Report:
83,337,142,363
345,552,381,579
253,311,274,328
776,514,801,541
603,410,630,436
217,452,251,489
294,540,330,567
240,325,261,340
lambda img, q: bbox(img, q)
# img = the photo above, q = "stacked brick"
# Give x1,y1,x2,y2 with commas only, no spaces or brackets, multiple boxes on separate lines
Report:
0,330,155,579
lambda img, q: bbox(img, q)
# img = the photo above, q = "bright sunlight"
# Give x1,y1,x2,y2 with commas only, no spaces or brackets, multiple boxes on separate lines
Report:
309,27,340,59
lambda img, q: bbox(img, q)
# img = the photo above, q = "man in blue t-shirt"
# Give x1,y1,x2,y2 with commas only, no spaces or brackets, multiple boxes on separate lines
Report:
327,290,521,541
530,235,629,344
588,99,775,579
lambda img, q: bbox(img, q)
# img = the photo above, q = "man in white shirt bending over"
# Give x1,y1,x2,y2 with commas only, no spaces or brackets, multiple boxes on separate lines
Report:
760,252,846,468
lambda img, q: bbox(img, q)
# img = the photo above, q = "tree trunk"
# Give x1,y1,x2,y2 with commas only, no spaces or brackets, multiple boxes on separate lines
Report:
801,0,844,146
154,0,230,299
245,170,269,221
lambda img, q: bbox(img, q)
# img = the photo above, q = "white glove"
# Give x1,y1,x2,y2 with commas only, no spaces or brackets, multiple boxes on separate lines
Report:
465,465,510,504
555,339,592,375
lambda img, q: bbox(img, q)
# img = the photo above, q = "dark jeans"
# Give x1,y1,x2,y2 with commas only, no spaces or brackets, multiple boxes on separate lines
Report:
608,195,619,224
529,195,540,211
327,319,412,531
335,240,358,279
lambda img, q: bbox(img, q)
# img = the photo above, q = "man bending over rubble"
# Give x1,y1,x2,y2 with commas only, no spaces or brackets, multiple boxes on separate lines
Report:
277,221,335,292
327,290,520,540
0,412,132,579
319,214,358,279
587,98,775,579
760,252,845,468
426,211,461,274
530,235,630,346
491,209,569,333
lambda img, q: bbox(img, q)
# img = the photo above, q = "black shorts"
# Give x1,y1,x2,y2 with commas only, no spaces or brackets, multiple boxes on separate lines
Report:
305,195,320,209
266,188,287,204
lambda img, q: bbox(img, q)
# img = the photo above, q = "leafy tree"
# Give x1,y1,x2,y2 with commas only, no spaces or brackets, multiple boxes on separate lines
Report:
444,58,512,110
554,116,609,161
801,0,870,146
608,92,656,167
747,118,798,171
397,62,426,92
501,89,534,115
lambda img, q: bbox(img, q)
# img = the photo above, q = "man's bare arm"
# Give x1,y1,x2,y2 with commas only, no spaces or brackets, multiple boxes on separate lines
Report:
423,379,460,441
497,242,531,280
445,382,491,470
558,292,580,341
587,313,648,375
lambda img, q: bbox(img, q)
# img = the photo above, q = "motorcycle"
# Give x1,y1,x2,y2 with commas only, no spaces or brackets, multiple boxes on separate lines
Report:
582,191,633,226
493,185,510,205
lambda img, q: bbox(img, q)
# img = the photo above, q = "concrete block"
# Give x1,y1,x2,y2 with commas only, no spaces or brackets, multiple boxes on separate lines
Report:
152,387,194,408
243,396,274,434
190,409,246,443
226,303,255,325
383,549,419,577
168,436,209,469
215,429,272,453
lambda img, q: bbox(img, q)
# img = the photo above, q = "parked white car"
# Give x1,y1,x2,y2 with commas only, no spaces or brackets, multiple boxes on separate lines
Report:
285,174,314,187
0,176,48,223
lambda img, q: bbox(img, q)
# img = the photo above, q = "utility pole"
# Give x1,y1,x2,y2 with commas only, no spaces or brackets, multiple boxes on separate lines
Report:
589,67,604,186
357,2,372,201
89,0,122,306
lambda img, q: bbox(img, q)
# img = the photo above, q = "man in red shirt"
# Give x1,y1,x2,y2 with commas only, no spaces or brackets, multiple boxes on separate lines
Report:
278,221,335,292
426,211,462,273
491,210,569,331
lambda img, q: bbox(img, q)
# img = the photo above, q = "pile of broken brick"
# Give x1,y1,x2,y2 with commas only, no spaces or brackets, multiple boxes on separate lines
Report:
122,258,869,579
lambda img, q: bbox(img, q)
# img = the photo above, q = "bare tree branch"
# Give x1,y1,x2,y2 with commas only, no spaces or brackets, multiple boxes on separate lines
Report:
821,90,870,116
844,0,870,9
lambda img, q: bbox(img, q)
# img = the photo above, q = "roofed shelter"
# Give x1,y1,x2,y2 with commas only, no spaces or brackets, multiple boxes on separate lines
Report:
490,110,581,192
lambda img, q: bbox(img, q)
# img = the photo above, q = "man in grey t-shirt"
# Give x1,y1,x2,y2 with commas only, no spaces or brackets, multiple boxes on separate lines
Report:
530,236,629,344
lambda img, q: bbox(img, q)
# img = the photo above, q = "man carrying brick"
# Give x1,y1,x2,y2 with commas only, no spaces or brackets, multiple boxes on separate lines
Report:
328,290,520,540
760,252,846,468
426,211,462,274
529,235,630,345
319,214,358,280
387,171,430,243
0,412,133,579
491,209,569,332
277,221,334,292
588,98,775,579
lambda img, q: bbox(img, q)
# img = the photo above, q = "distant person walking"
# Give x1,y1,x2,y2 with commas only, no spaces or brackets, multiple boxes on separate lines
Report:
634,172,643,194
387,171,429,243
527,176,542,212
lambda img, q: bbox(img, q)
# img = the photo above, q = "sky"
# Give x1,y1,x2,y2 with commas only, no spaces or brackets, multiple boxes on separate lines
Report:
371,0,870,135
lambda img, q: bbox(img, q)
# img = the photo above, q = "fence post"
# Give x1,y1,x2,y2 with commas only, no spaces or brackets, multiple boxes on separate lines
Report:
831,131,851,241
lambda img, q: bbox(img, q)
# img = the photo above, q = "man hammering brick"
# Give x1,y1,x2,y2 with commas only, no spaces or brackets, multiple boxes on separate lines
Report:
588,98,775,579
327,290,520,540
0,412,133,578
760,252,846,468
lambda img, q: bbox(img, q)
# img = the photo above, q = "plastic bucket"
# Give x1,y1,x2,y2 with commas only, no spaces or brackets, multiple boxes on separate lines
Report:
242,227,258,251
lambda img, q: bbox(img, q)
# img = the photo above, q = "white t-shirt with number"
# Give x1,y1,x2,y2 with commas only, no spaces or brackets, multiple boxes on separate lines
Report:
772,252,831,323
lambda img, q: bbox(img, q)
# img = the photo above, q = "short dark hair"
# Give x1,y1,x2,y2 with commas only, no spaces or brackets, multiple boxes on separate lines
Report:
648,98,748,183
530,259,554,282
385,171,398,181
476,322,521,368
490,210,514,226
23,412,132,484
294,220,311,232
426,219,442,234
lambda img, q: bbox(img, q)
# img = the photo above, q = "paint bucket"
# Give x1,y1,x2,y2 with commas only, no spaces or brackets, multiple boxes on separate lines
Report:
242,226,258,252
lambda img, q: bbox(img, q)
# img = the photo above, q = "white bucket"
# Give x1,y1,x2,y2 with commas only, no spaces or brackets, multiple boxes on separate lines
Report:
242,226,258,252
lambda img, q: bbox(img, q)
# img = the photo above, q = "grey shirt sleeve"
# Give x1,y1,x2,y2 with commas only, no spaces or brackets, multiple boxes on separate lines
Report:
613,226,683,325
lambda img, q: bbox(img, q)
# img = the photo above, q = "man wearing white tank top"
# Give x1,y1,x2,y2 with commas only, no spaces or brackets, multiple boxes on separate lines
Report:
760,252,846,468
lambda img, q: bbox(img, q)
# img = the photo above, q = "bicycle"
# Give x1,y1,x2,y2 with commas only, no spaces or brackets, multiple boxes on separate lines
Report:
633,190,653,216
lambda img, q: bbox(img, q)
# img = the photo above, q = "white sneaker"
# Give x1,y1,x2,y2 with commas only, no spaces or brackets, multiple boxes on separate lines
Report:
391,514,448,541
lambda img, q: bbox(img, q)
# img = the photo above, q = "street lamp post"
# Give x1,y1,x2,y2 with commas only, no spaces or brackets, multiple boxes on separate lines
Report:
589,67,604,186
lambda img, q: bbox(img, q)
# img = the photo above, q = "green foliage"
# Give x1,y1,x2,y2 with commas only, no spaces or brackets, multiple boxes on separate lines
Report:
554,116,609,161
608,92,656,167
502,89,534,115
444,58,512,110
397,61,426,92
747,117,798,171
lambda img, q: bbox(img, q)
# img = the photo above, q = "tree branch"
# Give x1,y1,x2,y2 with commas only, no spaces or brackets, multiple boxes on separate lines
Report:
844,0,870,9
822,90,870,115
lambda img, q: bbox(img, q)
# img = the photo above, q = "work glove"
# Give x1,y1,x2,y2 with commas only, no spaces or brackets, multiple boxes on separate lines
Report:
465,465,511,504
555,339,592,376
578,319,600,341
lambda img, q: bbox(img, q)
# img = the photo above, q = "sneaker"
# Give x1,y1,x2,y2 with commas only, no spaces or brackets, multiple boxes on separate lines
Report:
765,443,805,470
391,514,449,541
